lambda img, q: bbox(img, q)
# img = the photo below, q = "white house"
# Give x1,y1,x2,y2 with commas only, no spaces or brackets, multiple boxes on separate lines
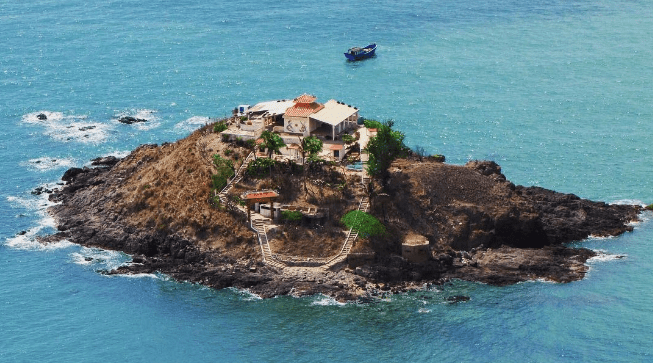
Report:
282,94,359,140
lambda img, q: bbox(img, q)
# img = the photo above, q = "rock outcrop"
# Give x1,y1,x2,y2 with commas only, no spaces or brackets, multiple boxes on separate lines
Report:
117,116,147,124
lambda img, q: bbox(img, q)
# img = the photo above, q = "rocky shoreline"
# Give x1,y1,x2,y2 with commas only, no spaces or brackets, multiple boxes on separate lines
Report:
41,131,642,302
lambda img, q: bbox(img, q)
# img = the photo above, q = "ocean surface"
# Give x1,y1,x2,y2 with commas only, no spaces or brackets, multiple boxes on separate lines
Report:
2,0,652,361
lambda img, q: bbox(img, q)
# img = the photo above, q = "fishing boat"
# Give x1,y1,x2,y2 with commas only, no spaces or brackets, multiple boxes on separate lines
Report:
344,43,376,61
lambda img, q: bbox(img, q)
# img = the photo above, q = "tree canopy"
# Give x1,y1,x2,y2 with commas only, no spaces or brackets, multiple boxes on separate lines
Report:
260,130,286,158
301,136,323,163
364,120,408,186
340,210,386,237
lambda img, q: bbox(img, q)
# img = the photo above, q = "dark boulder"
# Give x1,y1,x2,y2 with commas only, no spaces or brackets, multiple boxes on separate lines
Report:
117,116,147,124
37,113,47,120
91,156,120,167
61,167,86,182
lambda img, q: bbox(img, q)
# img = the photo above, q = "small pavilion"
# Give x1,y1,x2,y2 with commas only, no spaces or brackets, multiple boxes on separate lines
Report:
242,190,279,224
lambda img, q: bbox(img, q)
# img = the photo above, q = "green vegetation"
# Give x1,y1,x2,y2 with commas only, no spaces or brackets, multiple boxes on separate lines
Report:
260,130,286,158
213,121,228,133
364,120,409,186
432,154,445,162
282,210,303,222
245,138,256,150
363,119,383,129
246,157,277,178
646,204,653,211
301,136,323,160
340,210,386,237
223,149,233,156
342,134,356,144
211,154,235,191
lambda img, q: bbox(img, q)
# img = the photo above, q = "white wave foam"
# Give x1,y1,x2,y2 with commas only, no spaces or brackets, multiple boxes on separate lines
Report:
7,188,58,213
227,287,263,301
174,116,210,133
21,111,64,124
4,190,65,251
418,308,431,313
45,120,112,144
22,157,77,172
21,111,112,144
114,109,161,130
5,233,74,251
588,251,626,263
311,295,347,306
116,273,160,279
610,199,646,206
70,246,131,271
103,150,131,159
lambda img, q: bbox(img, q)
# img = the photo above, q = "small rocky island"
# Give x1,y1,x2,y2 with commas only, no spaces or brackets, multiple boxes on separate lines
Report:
43,97,642,301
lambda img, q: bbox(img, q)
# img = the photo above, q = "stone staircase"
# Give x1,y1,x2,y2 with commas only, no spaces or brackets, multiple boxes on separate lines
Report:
321,195,370,269
252,217,286,269
217,152,255,208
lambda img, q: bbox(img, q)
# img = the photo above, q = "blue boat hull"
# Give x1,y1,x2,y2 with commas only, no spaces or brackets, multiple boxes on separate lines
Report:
344,43,376,61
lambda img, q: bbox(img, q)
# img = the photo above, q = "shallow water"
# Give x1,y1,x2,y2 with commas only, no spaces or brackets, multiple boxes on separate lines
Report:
2,0,653,361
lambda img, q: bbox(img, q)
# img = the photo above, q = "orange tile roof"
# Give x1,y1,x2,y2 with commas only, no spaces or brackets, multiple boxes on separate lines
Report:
284,103,324,117
243,191,278,200
294,94,317,103
329,144,344,150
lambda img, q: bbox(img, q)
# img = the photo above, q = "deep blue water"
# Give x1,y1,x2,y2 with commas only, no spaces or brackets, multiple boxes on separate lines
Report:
2,1,653,361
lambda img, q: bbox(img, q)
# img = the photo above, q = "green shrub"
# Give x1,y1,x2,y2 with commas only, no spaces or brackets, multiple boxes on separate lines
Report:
342,134,356,144
340,210,386,237
240,116,248,122
213,121,228,133
211,154,235,191
224,149,233,156
431,154,445,162
245,138,256,150
646,204,653,211
246,157,277,178
363,119,383,129
282,210,303,222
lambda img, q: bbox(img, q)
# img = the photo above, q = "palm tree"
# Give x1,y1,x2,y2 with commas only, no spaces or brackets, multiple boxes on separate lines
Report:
260,130,285,159
299,136,323,193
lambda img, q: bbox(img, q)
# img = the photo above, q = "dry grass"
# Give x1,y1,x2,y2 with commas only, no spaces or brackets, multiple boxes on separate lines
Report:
103,124,365,260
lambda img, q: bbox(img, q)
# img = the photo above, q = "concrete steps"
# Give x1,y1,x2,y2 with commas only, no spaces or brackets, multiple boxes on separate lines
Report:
217,151,255,211
251,217,286,269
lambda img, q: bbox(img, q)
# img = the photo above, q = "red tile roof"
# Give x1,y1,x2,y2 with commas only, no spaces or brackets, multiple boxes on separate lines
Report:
243,191,279,200
294,94,317,103
329,144,344,150
284,103,324,117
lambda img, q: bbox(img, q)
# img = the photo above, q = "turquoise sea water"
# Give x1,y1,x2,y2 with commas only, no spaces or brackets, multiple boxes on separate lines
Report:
2,0,653,361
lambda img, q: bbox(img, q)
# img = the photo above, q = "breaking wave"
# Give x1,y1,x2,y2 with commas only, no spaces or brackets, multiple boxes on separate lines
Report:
22,157,77,172
174,116,210,133
70,246,133,271
114,109,160,131
22,111,113,144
